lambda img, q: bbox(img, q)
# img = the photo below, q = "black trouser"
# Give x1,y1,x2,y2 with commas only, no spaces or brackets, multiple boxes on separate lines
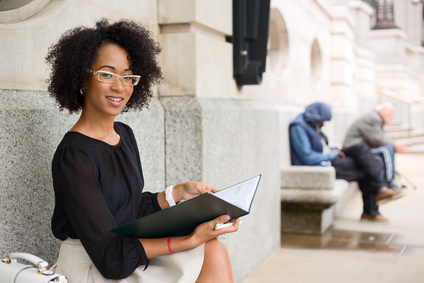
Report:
339,143,385,216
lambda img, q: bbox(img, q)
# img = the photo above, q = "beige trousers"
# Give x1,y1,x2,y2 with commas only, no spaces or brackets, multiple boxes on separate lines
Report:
53,238,204,283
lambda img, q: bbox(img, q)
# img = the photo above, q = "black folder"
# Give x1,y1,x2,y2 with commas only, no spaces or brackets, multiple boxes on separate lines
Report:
110,174,261,238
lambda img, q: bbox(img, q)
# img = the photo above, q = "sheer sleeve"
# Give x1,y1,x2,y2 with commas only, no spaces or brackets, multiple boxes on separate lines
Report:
52,145,147,279
122,123,162,217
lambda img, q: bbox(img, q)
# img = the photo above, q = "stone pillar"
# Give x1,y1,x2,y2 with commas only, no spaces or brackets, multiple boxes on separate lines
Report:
329,7,357,109
348,2,379,114
158,0,233,184
158,1,281,280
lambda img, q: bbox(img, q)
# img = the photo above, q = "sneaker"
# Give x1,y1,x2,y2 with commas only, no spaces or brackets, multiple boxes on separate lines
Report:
377,187,406,205
388,181,404,192
389,183,401,192
360,212,389,223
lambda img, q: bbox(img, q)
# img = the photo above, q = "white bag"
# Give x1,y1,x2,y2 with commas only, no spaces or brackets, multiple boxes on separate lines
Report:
0,252,67,283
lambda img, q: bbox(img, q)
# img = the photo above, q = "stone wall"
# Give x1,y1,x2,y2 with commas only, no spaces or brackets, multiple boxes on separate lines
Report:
0,90,76,261
162,97,282,279
0,90,281,282
2,0,424,281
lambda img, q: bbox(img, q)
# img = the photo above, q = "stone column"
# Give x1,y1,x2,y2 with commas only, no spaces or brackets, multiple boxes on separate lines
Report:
158,0,233,184
158,1,281,280
329,7,356,109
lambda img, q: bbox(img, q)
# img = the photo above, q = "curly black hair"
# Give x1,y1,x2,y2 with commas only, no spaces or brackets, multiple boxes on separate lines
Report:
45,19,162,113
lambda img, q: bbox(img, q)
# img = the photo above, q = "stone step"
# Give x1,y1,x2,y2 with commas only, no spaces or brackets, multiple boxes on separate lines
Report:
385,127,424,153
404,144,424,153
385,128,424,138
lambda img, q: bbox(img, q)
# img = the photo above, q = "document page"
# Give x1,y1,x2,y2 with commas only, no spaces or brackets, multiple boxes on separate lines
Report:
213,175,261,211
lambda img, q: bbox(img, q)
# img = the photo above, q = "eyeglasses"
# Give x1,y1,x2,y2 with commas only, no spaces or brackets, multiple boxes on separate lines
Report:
90,70,141,86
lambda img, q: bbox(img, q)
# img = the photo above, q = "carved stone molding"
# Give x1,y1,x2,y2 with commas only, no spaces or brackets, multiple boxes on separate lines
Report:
0,0,50,24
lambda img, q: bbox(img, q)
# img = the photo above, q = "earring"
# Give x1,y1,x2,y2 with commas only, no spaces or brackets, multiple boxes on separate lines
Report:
80,88,87,95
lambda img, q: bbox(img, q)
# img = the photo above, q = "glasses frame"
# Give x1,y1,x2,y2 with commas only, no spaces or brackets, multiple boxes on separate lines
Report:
90,70,141,86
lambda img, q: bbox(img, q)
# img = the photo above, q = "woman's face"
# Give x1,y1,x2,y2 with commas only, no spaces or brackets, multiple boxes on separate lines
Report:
83,43,134,117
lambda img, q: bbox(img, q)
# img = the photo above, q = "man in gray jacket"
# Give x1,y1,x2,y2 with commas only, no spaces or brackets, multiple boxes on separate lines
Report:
342,102,405,222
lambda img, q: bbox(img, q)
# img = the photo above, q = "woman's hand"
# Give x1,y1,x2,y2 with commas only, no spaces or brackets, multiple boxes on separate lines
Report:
172,182,219,203
189,215,240,246
140,215,240,258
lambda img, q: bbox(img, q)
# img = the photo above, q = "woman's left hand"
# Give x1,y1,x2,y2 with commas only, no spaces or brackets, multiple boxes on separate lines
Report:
172,182,219,203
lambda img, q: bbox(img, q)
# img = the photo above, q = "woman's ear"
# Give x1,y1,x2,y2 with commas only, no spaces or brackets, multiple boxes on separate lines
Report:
80,87,89,95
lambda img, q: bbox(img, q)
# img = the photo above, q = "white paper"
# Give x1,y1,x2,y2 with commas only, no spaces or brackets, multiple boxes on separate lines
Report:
213,175,261,211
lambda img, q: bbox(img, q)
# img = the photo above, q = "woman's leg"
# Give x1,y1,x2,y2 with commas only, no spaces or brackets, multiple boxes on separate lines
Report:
196,238,234,283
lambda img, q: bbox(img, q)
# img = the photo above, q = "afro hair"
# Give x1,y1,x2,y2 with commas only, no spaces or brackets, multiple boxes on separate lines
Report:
45,19,162,113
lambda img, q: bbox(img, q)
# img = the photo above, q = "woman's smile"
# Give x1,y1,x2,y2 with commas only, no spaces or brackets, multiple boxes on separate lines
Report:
106,96,125,105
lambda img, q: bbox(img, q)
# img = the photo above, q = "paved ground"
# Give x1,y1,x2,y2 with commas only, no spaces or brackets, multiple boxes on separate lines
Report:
242,153,424,283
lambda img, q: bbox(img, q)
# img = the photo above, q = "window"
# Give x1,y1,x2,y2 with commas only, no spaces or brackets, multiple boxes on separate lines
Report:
267,8,289,75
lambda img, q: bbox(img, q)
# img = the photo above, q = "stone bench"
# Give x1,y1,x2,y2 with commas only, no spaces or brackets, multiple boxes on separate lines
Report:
280,166,358,234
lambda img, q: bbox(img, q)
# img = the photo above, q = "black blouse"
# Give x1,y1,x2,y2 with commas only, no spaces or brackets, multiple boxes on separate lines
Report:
51,122,161,279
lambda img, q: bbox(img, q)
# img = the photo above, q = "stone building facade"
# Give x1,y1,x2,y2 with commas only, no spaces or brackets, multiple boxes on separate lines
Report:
1,0,423,281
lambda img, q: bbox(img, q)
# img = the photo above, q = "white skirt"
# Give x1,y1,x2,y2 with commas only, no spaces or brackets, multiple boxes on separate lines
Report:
52,238,204,283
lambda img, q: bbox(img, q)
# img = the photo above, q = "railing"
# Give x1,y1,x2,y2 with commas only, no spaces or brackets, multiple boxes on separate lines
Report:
376,84,424,140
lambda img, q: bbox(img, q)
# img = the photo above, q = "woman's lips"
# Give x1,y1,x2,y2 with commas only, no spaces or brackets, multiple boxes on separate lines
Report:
106,96,124,106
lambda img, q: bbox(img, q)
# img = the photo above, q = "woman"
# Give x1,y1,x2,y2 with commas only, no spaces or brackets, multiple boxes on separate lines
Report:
46,19,239,282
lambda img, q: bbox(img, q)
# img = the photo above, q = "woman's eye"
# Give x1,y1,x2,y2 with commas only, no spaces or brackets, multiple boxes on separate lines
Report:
100,73,113,79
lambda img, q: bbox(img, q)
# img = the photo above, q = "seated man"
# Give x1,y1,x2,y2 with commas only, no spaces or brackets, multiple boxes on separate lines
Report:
289,102,341,166
344,102,405,190
342,102,405,222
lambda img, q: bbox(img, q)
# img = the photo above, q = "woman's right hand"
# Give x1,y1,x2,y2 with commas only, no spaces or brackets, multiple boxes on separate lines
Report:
189,215,240,246
140,215,239,258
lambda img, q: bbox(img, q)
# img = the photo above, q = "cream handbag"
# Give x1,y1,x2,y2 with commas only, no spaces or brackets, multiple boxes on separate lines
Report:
0,252,67,283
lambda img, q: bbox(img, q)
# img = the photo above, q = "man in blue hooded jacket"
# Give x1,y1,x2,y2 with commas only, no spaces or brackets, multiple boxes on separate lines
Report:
289,102,341,166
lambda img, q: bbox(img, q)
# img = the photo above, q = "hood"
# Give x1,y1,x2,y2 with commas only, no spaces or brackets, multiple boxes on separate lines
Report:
303,102,332,123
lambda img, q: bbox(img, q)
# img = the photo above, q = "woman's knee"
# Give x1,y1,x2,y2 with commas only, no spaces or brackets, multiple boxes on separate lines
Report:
198,239,234,283
205,238,227,254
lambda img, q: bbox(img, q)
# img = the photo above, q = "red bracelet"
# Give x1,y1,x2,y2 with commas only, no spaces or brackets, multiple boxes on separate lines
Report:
167,236,174,254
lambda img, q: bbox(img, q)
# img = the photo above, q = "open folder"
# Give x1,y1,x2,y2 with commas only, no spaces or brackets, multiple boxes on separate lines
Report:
110,174,262,238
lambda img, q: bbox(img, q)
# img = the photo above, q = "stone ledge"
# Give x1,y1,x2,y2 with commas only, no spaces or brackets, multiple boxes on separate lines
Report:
281,166,335,190
281,179,350,206
280,166,358,234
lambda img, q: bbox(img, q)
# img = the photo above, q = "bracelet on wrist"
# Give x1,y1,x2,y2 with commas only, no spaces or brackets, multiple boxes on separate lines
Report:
165,185,176,207
167,236,174,254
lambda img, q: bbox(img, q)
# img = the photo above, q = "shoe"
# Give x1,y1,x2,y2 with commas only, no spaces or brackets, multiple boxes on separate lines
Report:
389,182,401,192
360,212,389,223
388,181,404,192
377,187,406,205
